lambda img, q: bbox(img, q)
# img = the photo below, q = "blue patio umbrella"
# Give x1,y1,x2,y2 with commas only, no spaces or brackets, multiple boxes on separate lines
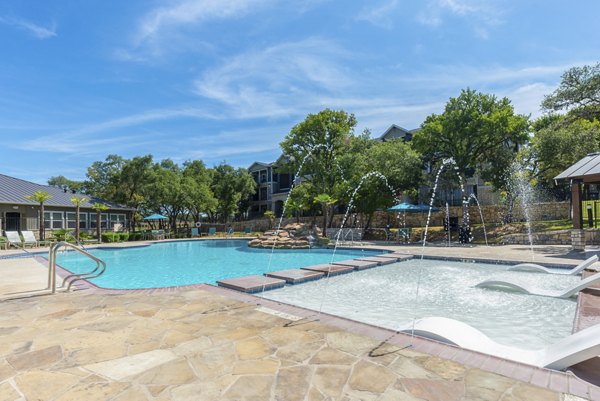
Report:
143,213,168,220
387,202,439,241
387,202,439,213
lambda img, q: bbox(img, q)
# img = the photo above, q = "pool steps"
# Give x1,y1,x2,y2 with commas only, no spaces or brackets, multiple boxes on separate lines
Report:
217,252,414,293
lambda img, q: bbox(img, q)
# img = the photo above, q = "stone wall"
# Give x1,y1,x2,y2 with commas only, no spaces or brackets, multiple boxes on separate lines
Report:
234,201,571,233
501,229,600,246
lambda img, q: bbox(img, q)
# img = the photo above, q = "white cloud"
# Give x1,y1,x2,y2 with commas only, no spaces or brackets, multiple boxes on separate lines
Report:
194,38,352,119
499,82,555,119
416,0,505,38
357,0,400,29
0,16,56,39
10,106,220,154
137,0,267,41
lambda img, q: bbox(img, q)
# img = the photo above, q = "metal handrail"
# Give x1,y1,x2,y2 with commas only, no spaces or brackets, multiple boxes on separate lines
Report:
48,241,106,293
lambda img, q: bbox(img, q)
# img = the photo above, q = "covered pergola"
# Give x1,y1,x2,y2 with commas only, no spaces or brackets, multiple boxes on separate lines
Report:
555,152,600,249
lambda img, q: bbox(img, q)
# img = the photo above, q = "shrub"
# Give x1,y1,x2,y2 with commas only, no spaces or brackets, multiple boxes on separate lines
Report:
128,232,143,241
101,232,118,243
79,232,93,240
52,229,69,241
119,233,130,241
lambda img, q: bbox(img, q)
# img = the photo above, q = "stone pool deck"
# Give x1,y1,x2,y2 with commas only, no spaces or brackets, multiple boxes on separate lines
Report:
1,242,600,400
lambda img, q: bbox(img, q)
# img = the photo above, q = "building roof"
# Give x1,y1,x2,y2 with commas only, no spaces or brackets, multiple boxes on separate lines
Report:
377,124,419,142
0,174,133,211
248,162,272,171
554,153,600,182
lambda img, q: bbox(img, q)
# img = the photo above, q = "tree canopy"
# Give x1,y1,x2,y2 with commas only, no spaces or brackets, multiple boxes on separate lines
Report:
542,62,600,120
412,88,529,191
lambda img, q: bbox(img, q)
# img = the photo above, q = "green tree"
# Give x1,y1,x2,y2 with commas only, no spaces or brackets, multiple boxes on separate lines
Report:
263,210,275,229
280,109,357,228
210,164,256,223
182,160,218,224
412,88,529,191
70,196,88,241
348,139,423,229
48,176,84,193
280,109,357,196
145,159,186,231
117,155,154,206
24,191,54,241
83,155,125,200
530,116,600,195
313,193,337,234
91,203,109,242
542,63,600,120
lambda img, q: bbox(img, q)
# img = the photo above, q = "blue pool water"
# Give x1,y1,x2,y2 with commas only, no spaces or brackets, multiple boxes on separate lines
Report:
55,240,382,289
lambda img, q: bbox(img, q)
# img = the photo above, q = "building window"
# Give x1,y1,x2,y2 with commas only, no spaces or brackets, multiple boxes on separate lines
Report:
110,214,126,229
67,212,88,229
79,212,88,229
90,213,109,229
66,212,77,229
44,211,64,229
259,187,267,201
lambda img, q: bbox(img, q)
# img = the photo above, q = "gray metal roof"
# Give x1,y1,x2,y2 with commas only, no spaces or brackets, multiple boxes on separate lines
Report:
0,173,133,210
555,153,600,181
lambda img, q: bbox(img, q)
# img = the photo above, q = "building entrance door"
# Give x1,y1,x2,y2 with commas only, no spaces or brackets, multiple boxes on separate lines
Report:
5,212,21,231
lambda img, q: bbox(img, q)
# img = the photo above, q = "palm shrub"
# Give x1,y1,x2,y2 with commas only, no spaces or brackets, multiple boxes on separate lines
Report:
24,191,53,240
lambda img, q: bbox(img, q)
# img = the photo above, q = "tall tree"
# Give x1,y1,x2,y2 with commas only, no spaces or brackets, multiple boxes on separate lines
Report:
70,196,88,241
83,154,125,200
280,109,357,228
182,160,217,224
530,116,600,197
117,155,154,206
280,109,357,196
91,203,109,242
313,193,337,233
210,164,256,223
146,159,185,231
24,191,53,241
48,176,84,193
412,88,529,191
348,138,423,229
542,62,600,120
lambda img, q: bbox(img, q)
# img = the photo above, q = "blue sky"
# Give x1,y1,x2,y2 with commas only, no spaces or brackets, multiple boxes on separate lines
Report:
1,0,599,184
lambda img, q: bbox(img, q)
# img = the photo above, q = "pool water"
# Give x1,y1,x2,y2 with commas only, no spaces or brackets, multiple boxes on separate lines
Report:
264,259,578,349
55,240,381,289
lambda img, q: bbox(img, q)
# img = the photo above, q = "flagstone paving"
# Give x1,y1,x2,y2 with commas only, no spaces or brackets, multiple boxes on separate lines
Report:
0,286,593,401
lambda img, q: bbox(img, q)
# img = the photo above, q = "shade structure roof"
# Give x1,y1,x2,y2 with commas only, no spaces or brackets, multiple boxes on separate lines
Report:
143,213,168,220
387,202,439,212
555,153,600,183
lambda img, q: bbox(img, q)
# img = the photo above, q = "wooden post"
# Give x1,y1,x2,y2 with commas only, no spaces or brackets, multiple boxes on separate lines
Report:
572,179,583,229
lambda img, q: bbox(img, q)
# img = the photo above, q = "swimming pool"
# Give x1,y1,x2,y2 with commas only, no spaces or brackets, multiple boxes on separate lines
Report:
55,240,381,289
263,259,578,349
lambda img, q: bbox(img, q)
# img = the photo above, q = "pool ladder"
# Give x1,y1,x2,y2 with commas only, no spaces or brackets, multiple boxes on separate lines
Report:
48,241,106,293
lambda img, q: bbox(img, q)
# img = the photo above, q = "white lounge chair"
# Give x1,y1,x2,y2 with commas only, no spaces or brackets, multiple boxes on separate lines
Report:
400,316,600,370
5,231,24,248
21,231,39,247
475,270,600,299
508,255,598,275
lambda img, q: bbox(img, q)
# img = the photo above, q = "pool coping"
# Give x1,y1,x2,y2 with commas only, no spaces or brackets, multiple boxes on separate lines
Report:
7,241,600,398
74,281,598,399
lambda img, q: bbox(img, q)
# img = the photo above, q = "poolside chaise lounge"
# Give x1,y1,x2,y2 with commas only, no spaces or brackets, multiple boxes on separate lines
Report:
5,231,27,248
21,231,39,247
508,255,598,275
475,270,600,299
207,227,217,236
400,316,600,370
